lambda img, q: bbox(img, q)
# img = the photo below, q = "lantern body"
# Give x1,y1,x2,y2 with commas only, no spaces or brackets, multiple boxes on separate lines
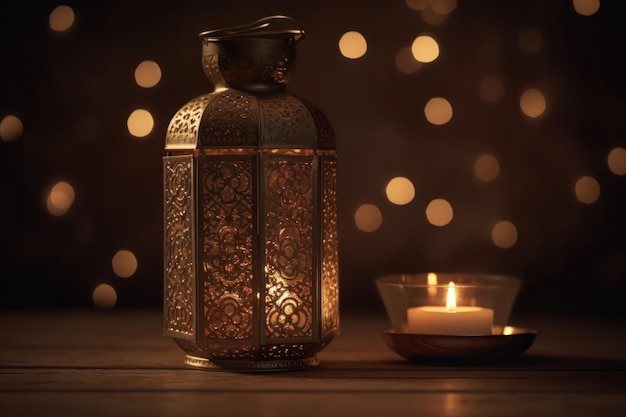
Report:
163,16,339,371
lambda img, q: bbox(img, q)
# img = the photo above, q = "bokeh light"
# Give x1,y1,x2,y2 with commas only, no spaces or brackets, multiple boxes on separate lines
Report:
134,60,162,88
385,177,416,205
395,47,423,74
478,76,505,104
127,109,154,137
430,0,457,15
607,147,626,175
0,115,23,142
573,0,600,16
474,154,500,182
491,221,518,249
520,88,546,118
46,181,75,216
92,283,117,309
354,204,383,232
112,250,138,278
575,176,601,204
411,35,440,63
424,97,453,125
420,9,448,25
425,199,453,226
339,31,367,59
49,5,75,32
518,28,543,55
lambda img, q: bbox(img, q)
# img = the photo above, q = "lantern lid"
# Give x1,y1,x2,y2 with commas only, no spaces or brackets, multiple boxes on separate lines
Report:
199,15,304,42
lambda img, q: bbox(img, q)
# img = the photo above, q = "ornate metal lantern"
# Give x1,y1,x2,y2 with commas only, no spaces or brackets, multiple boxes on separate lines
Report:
163,16,339,371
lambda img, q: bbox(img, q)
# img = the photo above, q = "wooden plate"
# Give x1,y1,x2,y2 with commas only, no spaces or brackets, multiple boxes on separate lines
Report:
381,326,536,361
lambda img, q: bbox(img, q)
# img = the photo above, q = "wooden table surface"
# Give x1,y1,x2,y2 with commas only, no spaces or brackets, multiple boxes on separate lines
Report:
1,310,625,416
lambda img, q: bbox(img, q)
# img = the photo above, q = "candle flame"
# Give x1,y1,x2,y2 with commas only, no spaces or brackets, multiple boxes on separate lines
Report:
446,282,456,312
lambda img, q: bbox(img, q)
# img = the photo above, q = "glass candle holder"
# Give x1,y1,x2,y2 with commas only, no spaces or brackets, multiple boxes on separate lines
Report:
376,273,521,335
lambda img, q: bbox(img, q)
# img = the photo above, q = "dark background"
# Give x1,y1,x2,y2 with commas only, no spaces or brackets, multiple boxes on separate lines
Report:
1,0,625,316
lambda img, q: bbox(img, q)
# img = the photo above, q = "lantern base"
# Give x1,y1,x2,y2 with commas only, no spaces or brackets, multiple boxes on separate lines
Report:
184,354,320,372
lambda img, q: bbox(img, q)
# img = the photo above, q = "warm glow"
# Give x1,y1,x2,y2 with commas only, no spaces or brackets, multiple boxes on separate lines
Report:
112,250,138,278
411,35,440,63
446,282,456,312
425,198,453,226
421,9,448,25
518,28,543,55
478,76,505,104
503,326,514,335
520,88,546,118
49,5,75,32
339,31,367,59
134,60,162,88
573,0,600,16
354,204,383,232
385,177,415,205
430,0,457,15
575,176,601,204
608,147,626,175
0,115,23,142
395,47,423,75
92,283,117,309
491,221,518,249
46,181,75,216
424,97,453,125
474,154,500,182
127,109,154,137
427,272,438,296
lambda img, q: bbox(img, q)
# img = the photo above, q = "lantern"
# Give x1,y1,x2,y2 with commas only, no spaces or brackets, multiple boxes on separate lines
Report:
162,16,339,371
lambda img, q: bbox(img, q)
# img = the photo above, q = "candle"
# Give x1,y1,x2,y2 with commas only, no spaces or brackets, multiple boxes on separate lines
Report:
407,282,494,335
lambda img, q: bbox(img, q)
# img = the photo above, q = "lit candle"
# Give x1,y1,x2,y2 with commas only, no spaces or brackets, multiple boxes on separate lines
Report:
407,282,494,335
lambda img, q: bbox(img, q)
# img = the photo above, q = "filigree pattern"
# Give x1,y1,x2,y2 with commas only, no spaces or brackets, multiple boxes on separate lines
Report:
201,54,222,87
303,100,335,149
166,95,213,147
200,91,259,147
218,53,294,86
264,156,314,339
164,156,195,337
259,95,317,148
321,157,339,338
200,156,255,340
175,338,326,362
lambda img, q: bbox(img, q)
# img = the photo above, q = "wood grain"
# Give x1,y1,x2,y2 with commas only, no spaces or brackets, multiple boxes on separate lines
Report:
1,311,625,416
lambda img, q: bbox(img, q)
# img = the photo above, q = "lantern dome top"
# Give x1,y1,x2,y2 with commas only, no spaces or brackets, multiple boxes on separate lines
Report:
165,91,335,150
166,16,334,151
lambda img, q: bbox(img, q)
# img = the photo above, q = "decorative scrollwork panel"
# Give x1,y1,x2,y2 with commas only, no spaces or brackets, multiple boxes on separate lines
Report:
322,156,339,338
263,155,315,339
163,156,196,339
200,156,255,340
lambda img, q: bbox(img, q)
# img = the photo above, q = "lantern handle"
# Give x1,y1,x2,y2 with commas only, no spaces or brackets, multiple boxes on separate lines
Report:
199,15,304,41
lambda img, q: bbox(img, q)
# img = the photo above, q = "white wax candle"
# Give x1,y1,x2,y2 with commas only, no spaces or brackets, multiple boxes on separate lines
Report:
406,281,494,335
407,305,494,335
